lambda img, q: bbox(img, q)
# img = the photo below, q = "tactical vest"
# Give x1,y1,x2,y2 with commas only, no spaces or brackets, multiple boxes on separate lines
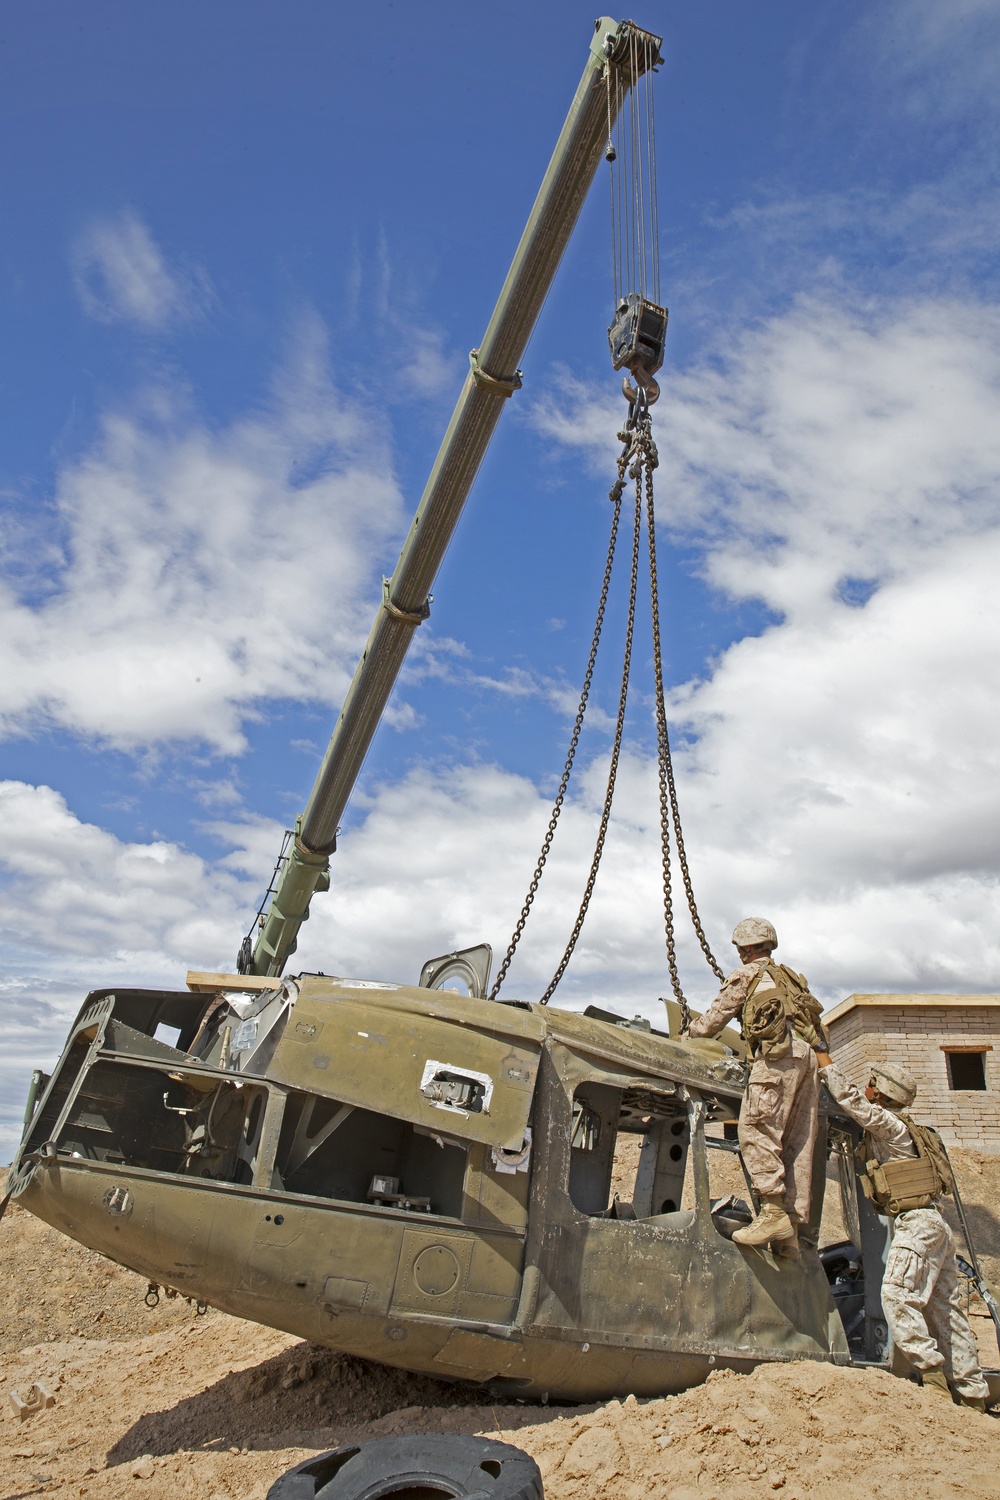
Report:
740,961,829,1058
857,1115,954,1216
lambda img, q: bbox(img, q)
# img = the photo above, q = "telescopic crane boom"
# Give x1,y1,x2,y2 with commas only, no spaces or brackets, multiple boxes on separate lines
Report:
243,16,662,978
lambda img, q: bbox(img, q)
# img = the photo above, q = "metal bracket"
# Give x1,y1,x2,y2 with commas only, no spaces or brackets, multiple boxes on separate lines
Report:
10,1383,55,1421
593,17,663,72
382,578,431,626
591,17,620,62
469,349,523,399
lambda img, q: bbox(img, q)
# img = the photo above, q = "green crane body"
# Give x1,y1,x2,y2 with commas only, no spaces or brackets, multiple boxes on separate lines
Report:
250,16,650,977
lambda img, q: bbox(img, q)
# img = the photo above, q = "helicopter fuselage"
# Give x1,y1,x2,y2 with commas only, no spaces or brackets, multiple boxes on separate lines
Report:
9,976,851,1400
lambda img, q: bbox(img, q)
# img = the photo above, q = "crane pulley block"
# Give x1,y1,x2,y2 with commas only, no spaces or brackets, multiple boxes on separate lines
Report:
608,293,668,386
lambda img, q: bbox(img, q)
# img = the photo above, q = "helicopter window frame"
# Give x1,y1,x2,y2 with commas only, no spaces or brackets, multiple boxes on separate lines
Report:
565,1076,694,1222
47,1053,269,1184
555,1056,750,1232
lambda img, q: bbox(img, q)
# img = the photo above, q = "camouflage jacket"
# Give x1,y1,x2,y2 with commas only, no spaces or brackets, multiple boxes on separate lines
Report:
686,958,774,1039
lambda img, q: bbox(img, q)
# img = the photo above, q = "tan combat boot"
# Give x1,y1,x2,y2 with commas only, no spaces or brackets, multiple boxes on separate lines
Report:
732,1195,797,1251
921,1368,953,1400
960,1395,987,1412
773,1225,801,1261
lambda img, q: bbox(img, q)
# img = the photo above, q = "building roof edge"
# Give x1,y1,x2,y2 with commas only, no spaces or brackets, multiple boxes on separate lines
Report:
824,993,1000,1026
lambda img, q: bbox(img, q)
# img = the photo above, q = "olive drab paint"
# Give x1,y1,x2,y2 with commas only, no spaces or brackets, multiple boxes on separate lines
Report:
11,974,1000,1400
12,974,854,1402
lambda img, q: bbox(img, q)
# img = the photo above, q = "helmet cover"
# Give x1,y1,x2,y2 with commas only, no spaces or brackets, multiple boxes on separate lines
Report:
871,1063,917,1108
732,917,778,950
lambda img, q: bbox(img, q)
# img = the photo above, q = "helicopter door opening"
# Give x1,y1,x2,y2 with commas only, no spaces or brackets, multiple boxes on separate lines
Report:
563,1076,766,1238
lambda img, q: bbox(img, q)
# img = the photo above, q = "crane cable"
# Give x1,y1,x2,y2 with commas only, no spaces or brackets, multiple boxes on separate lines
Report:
606,27,661,312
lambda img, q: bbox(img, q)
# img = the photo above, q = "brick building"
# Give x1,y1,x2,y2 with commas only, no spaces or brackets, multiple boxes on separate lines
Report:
824,993,1000,1151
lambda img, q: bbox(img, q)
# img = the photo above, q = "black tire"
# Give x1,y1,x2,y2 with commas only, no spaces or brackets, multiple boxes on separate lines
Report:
267,1434,543,1500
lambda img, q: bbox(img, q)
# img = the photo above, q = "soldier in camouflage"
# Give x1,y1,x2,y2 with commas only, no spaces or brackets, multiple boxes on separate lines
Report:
817,1053,990,1409
685,918,821,1258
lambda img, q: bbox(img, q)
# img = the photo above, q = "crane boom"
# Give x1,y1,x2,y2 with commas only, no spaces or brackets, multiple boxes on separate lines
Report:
246,16,662,977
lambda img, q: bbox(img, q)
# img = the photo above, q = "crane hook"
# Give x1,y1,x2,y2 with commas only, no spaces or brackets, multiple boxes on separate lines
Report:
621,374,660,407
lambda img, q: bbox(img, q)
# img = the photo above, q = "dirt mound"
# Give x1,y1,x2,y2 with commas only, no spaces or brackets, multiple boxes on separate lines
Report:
0,1194,198,1353
2,1318,998,1500
504,1360,1000,1499
3,1156,1000,1497
102,1336,494,1463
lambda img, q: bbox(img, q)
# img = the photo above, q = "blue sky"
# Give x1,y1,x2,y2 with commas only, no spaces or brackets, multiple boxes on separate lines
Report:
2,0,1000,1153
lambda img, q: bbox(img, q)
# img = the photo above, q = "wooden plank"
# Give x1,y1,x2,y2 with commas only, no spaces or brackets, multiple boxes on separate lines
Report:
186,970,279,993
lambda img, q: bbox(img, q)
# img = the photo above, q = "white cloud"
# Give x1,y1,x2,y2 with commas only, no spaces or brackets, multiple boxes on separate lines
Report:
703,183,1000,301
872,0,1000,122
535,296,1000,616
526,292,1000,991
0,779,260,1157
399,638,617,732
0,318,405,753
71,210,211,329
0,781,253,966
367,230,463,402
395,326,462,401
192,754,720,1009
7,291,1000,1158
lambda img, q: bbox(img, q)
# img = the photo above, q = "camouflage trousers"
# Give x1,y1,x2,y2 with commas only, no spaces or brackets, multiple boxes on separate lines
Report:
881,1207,989,1400
738,1032,818,1224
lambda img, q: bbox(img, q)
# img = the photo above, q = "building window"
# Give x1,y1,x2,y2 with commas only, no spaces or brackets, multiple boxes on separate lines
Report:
946,1051,988,1092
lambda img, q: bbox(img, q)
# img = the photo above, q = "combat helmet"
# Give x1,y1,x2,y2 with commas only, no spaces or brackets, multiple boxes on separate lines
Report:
732,917,777,950
870,1063,917,1108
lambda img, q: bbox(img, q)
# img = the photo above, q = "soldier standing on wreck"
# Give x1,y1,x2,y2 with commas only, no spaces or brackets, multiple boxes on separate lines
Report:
683,918,827,1258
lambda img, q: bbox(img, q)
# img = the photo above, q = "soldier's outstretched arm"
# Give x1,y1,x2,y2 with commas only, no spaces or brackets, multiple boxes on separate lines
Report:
685,964,754,1038
818,1059,910,1150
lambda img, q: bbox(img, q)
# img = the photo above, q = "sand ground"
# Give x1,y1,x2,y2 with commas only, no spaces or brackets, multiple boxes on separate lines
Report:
2,1152,999,1500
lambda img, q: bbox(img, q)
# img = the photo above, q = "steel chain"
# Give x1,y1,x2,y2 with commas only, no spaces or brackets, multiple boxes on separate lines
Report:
490,390,724,1015
643,454,726,989
539,466,643,1003
487,442,631,1002
640,423,685,1017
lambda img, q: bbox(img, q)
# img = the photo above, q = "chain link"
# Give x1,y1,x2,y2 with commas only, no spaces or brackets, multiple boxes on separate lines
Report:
644,455,726,991
487,441,631,1003
538,468,642,1003
639,422,684,1019
489,389,724,1016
